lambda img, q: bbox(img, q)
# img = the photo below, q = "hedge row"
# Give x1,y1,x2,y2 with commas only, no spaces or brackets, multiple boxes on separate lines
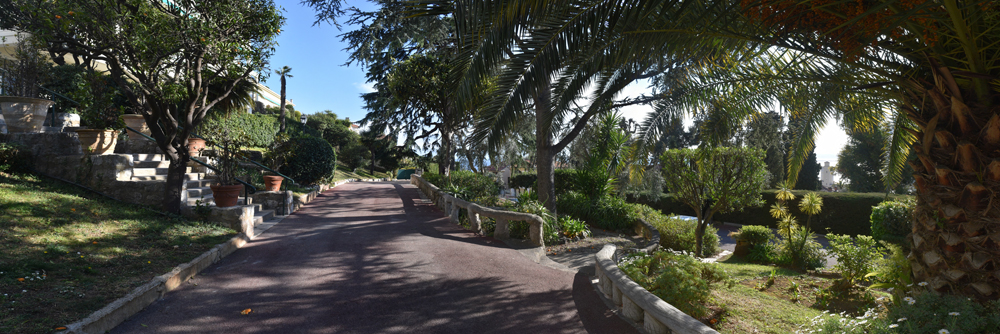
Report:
198,113,321,148
507,169,579,194
628,190,912,236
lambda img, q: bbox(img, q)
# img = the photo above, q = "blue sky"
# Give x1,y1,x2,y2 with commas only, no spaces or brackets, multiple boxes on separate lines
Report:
261,0,847,165
258,0,376,123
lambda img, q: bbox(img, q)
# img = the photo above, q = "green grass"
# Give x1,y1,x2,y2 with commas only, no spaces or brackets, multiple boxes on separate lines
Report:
0,173,236,334
331,163,393,181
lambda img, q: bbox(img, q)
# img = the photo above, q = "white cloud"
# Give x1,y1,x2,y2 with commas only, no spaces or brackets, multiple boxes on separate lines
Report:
353,82,376,93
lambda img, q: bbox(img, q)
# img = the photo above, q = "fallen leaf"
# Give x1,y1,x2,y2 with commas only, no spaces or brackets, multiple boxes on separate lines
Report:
55,327,67,330
241,308,252,315
17,278,24,282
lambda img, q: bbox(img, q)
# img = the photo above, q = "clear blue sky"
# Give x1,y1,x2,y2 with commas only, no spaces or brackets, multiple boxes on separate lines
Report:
259,0,376,122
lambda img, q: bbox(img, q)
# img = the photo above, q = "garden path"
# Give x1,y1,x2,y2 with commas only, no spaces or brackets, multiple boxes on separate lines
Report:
110,181,636,334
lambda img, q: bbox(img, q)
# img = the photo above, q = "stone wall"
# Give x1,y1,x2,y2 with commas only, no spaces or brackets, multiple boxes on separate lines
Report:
251,191,293,216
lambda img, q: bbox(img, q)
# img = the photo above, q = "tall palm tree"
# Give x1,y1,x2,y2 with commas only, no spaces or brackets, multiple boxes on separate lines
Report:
275,66,292,132
431,0,1000,300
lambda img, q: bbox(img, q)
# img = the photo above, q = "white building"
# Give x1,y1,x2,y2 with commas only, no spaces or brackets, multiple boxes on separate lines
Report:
820,161,835,189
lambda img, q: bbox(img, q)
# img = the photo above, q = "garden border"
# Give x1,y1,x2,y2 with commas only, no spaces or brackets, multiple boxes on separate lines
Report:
57,178,369,334
594,244,719,334
410,174,546,246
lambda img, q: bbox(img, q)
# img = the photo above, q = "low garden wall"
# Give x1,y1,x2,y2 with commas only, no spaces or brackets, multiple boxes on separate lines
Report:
594,245,718,334
410,174,546,247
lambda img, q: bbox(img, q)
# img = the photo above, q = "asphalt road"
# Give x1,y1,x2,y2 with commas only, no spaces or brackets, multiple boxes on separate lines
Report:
111,181,635,334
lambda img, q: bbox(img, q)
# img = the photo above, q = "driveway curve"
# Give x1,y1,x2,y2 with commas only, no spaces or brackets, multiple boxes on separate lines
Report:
111,181,635,333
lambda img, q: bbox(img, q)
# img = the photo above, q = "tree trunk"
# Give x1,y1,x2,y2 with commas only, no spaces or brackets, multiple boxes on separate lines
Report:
534,79,556,211
278,75,287,133
162,144,189,215
907,77,1000,300
438,126,453,177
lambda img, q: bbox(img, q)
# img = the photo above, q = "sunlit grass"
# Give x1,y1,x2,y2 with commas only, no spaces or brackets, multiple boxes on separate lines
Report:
0,173,236,334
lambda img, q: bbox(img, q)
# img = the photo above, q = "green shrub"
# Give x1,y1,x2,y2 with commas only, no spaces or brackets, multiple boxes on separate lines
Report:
630,190,912,236
885,292,1000,334
870,199,914,243
0,142,32,173
558,191,720,256
505,169,577,194
559,216,590,239
827,234,886,285
423,173,445,188
280,135,336,185
448,170,500,200
734,225,773,246
746,240,776,264
198,113,279,148
868,243,912,305
619,251,727,317
774,228,826,270
509,173,536,189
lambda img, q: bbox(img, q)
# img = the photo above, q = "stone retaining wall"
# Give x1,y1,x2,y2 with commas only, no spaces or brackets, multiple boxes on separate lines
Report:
594,244,718,334
410,174,546,247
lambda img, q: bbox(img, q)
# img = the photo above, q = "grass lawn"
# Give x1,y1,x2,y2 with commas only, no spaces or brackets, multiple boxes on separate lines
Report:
707,256,887,333
0,173,236,334
332,163,393,181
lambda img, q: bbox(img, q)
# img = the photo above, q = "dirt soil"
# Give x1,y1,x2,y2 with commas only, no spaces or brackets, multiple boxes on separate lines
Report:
544,228,647,270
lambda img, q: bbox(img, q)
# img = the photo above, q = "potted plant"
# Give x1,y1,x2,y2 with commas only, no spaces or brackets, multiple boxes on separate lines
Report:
262,133,293,191
0,35,54,133
207,128,244,207
74,71,124,154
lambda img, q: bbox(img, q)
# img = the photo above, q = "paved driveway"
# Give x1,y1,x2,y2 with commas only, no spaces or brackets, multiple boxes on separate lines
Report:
111,181,634,333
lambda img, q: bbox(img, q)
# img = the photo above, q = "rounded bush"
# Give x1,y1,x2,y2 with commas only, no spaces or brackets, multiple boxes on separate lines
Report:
280,135,336,185
735,225,773,246
870,199,914,242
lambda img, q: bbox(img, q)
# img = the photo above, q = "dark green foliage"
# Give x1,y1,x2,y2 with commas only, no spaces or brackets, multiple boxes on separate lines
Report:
280,135,337,185
447,170,500,200
305,110,358,149
870,199,914,243
633,205,720,257
793,150,821,190
198,113,279,148
0,142,32,173
746,241,776,264
774,228,826,270
558,191,720,256
630,190,911,236
619,251,728,317
506,170,577,193
43,64,88,114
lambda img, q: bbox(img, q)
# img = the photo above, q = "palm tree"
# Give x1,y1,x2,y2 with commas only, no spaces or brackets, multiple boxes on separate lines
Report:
275,66,292,132
429,0,1000,299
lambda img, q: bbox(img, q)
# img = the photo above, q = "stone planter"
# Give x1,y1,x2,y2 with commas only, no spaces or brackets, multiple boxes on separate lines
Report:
210,184,243,208
121,114,150,142
75,129,120,155
0,96,55,133
263,175,283,191
188,138,206,156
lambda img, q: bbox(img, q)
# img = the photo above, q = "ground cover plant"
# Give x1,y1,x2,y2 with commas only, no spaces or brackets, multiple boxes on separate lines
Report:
0,173,236,333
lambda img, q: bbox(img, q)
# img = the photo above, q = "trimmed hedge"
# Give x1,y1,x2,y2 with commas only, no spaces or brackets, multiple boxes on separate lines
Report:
280,135,336,185
871,199,915,243
628,190,912,236
507,169,578,194
198,113,321,148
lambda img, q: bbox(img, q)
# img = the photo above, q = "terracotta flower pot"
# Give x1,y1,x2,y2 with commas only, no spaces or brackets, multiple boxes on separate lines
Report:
263,175,284,191
75,129,120,155
121,114,150,142
210,184,243,207
0,96,55,133
188,138,207,156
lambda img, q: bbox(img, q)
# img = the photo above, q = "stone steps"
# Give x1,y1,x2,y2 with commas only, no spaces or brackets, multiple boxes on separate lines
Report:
133,167,194,176
131,173,206,181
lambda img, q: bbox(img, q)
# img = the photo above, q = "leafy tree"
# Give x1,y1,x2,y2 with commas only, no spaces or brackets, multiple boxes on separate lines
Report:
660,147,768,257
22,0,284,214
275,66,292,132
837,128,887,193
306,110,357,149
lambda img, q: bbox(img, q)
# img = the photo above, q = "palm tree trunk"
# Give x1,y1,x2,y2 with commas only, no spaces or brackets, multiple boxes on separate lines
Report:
908,75,1000,299
278,75,287,133
535,79,556,211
